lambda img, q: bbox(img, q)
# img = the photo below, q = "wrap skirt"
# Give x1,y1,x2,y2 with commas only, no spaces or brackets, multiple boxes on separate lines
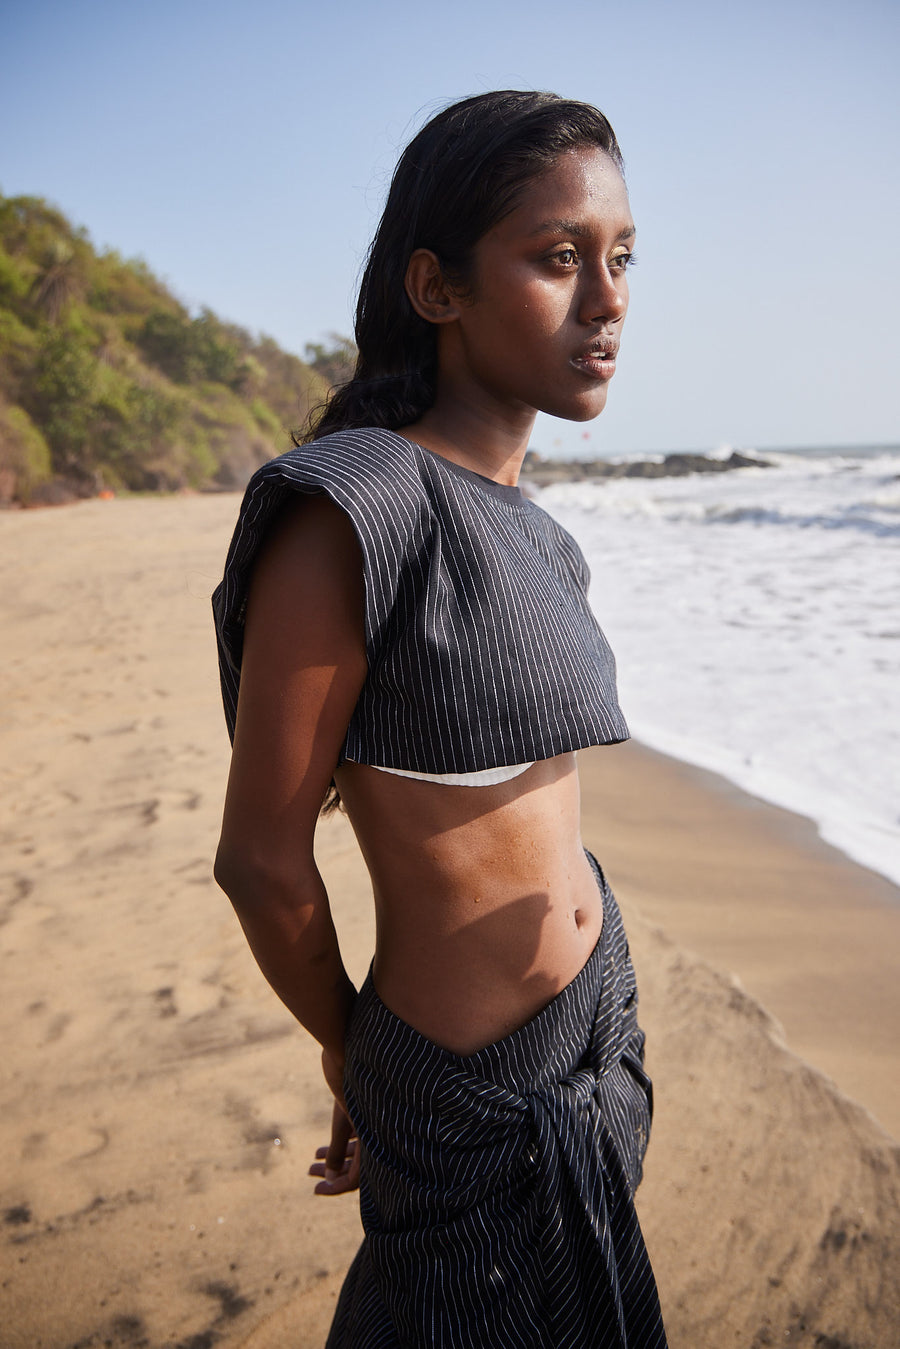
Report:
327,856,667,1348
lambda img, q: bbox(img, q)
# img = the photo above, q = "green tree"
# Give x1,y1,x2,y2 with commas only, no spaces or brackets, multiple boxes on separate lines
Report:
29,238,83,324
0,398,51,503
137,309,243,387
29,327,99,478
304,332,357,389
92,380,186,489
190,311,241,386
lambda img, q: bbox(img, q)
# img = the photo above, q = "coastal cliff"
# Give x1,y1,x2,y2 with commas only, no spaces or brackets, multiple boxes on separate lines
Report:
0,193,334,505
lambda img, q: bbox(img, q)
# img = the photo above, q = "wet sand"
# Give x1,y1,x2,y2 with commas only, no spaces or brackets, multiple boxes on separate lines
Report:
1,494,898,1348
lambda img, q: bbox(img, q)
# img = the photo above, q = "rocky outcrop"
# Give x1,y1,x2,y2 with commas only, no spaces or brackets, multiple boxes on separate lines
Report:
522,449,772,487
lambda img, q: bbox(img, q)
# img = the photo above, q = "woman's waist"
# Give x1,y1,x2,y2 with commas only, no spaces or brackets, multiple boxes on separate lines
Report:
369,845,605,1056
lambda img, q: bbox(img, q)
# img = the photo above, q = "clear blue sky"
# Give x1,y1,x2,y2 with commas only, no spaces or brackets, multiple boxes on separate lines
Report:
2,0,897,457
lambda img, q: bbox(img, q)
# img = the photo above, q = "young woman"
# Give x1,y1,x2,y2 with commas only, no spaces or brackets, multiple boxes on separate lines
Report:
213,91,667,1348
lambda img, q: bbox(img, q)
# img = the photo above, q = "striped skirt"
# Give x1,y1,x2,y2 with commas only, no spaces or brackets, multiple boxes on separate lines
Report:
327,857,667,1348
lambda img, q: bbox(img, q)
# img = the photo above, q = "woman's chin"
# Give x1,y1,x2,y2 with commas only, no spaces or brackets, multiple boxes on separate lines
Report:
548,391,611,425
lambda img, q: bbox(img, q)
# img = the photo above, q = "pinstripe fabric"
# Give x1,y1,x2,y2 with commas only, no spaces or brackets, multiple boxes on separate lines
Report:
327,858,666,1349
212,429,629,771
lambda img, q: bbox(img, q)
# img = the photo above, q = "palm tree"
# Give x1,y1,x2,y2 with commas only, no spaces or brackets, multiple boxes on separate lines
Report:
30,238,82,324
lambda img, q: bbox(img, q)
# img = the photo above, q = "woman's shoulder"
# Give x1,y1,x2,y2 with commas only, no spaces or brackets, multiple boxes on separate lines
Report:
254,427,424,500
232,429,432,575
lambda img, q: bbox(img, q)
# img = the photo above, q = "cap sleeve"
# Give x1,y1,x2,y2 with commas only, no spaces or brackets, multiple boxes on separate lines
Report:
212,429,429,743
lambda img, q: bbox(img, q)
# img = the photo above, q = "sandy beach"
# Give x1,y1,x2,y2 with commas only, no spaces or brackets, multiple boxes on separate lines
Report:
2,494,898,1348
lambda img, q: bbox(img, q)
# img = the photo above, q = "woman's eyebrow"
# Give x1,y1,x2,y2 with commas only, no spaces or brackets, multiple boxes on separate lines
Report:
528,219,637,242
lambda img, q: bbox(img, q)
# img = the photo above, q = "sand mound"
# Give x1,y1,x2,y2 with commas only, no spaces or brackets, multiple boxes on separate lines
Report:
631,916,900,1348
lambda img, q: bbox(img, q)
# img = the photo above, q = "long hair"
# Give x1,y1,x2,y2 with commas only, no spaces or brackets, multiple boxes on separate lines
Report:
300,90,623,443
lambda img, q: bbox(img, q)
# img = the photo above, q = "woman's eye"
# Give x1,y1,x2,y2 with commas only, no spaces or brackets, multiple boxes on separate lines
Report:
553,247,579,268
610,251,636,273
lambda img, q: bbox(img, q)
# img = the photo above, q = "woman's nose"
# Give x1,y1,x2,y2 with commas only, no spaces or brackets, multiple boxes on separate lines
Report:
578,265,628,324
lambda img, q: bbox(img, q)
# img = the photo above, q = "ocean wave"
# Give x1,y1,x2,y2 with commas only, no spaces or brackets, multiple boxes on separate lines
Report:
540,454,900,538
539,453,900,888
700,504,900,537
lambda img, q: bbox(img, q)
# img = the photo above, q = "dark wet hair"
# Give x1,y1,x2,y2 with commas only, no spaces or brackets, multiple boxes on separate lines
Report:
301,90,623,442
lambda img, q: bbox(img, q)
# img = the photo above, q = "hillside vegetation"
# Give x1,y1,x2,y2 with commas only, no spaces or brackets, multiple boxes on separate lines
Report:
0,192,349,505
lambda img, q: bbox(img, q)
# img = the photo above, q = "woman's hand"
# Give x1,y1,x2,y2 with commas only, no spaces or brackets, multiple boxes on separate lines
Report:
309,1102,360,1195
309,1049,361,1195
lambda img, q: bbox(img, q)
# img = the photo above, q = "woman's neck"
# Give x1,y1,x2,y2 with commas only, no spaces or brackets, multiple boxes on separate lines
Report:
400,401,536,487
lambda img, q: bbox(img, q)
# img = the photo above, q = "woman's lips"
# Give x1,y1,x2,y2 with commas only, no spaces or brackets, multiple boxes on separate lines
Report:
571,351,617,380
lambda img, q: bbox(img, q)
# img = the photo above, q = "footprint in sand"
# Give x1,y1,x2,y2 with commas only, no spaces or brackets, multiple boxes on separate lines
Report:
20,1123,110,1165
154,987,178,1018
0,875,33,926
44,1011,71,1044
105,789,204,829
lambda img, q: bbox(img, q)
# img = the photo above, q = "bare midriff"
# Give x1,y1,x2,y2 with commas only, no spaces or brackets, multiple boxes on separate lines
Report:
333,751,603,1056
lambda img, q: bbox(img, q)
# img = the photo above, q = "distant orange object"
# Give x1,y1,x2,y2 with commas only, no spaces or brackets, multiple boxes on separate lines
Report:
98,489,115,500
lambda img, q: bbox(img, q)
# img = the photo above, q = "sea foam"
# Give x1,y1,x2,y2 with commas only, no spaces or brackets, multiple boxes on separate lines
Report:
539,449,900,888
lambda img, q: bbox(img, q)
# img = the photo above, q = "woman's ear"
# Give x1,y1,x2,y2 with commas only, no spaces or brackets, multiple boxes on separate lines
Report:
404,249,463,325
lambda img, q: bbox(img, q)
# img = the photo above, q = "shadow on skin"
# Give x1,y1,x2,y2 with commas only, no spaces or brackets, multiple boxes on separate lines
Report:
366,885,567,1056
335,752,573,839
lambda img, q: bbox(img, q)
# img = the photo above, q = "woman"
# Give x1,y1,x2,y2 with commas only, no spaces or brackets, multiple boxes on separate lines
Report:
213,91,667,1348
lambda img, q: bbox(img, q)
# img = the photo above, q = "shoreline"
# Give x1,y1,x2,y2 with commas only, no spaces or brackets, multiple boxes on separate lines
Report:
623,722,900,890
579,739,900,1141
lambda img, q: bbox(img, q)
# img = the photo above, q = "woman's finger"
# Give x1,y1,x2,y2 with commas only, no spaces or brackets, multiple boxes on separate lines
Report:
313,1140,357,1162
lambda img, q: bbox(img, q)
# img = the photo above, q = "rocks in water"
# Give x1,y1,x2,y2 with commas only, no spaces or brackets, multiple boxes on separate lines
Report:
521,449,773,487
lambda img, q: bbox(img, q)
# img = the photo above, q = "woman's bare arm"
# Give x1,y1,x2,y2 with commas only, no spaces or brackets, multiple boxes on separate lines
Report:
214,492,367,1189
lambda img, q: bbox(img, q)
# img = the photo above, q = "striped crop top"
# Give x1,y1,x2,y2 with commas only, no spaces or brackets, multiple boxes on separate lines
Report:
212,428,629,773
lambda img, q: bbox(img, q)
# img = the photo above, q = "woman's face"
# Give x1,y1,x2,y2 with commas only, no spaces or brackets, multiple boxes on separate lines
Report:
445,145,635,426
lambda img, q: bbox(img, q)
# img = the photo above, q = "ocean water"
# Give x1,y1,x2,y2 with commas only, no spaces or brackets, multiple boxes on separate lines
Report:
537,446,900,888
